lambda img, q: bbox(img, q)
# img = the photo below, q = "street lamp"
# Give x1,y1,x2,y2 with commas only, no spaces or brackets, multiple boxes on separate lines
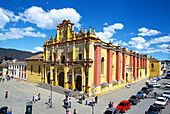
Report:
50,79,53,108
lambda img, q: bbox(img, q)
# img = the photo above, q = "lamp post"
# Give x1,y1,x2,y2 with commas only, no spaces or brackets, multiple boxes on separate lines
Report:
92,103,94,114
50,79,53,108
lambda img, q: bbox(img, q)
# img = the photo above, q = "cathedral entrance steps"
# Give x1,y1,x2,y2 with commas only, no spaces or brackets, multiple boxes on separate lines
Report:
36,83,80,98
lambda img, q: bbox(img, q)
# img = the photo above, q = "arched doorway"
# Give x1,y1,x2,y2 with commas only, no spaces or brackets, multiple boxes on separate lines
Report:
76,75,82,91
47,72,50,84
58,72,64,87
126,73,128,82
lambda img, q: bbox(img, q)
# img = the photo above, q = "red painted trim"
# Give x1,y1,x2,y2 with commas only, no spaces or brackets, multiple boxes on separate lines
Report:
107,49,113,84
94,45,101,86
116,51,121,81
133,56,137,78
122,53,126,80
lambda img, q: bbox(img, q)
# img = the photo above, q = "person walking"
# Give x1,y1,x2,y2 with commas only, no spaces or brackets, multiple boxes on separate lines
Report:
32,93,35,102
48,96,51,103
111,102,114,108
5,91,8,99
69,97,71,108
95,96,98,104
38,93,41,100
73,109,77,114
108,101,111,108
92,97,95,105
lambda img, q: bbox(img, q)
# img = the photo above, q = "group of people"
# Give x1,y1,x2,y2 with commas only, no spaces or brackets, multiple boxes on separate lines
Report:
63,95,72,109
77,92,86,104
0,75,12,83
32,93,41,103
108,101,114,108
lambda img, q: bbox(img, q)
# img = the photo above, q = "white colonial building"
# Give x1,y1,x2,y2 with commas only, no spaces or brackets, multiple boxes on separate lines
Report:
8,60,27,80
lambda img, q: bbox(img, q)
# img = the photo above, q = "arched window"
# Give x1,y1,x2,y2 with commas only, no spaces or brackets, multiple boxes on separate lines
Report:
101,57,104,74
151,63,154,69
31,65,33,74
61,55,65,63
38,65,41,75
78,53,82,60
49,55,52,61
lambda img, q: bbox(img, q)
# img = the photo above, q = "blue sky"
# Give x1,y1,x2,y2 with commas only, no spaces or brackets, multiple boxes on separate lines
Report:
0,0,169,60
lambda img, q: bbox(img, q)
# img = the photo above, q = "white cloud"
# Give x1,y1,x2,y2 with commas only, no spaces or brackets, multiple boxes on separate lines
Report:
26,50,36,53
112,40,128,47
103,22,108,26
19,6,81,29
158,44,169,49
149,35,170,44
128,37,146,50
35,46,43,51
138,27,161,36
0,27,46,40
0,8,19,29
96,23,124,43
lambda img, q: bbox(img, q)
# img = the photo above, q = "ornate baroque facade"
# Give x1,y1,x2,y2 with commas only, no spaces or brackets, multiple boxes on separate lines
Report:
43,20,150,96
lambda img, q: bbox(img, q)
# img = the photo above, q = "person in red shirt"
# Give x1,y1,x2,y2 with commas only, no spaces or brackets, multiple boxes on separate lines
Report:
5,91,8,99
111,102,114,107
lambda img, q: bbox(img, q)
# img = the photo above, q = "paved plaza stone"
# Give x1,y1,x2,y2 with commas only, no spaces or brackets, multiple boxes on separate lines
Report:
0,78,148,114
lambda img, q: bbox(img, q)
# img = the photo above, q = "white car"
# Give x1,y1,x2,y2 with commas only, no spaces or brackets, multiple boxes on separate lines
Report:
162,91,170,99
154,97,168,109
153,83,161,88
165,83,170,88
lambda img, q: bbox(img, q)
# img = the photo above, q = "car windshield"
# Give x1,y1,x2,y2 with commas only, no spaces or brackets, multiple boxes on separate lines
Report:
164,92,170,94
131,96,136,99
157,99,164,102
142,88,147,90
137,91,142,94
119,103,126,106
148,108,158,112
104,111,113,114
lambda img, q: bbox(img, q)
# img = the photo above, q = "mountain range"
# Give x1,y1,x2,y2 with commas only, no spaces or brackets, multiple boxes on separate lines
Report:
0,48,43,61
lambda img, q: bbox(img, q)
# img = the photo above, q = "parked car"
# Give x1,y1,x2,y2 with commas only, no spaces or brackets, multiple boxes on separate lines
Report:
145,105,162,114
160,75,165,79
153,83,161,88
166,71,170,79
153,77,161,81
165,83,170,88
116,100,131,113
141,87,150,94
162,91,170,99
128,95,140,105
136,91,147,99
104,108,120,114
153,97,168,109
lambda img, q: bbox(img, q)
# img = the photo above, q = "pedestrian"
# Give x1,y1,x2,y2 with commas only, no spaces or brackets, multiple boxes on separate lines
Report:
69,97,71,108
92,97,95,105
111,102,114,108
2,77,4,83
38,93,41,100
65,109,71,114
48,96,51,103
83,94,85,100
5,91,8,99
108,101,111,108
32,93,35,102
95,96,98,104
73,109,77,114
154,92,157,98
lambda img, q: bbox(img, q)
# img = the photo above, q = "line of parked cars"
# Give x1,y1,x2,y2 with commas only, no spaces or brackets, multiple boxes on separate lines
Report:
104,83,153,114
145,82,170,114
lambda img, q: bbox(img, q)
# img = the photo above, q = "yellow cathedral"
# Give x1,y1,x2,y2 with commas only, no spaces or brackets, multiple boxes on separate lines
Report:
39,19,156,96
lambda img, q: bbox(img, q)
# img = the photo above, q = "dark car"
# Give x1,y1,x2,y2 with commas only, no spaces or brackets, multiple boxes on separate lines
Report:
104,108,120,114
166,71,170,79
141,87,150,95
145,105,162,114
128,95,140,105
136,91,147,99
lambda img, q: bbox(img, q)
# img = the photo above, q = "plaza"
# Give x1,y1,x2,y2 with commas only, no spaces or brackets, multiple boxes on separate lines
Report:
0,78,150,114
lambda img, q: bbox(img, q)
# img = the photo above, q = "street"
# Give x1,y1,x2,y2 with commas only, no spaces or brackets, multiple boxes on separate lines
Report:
0,78,170,114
